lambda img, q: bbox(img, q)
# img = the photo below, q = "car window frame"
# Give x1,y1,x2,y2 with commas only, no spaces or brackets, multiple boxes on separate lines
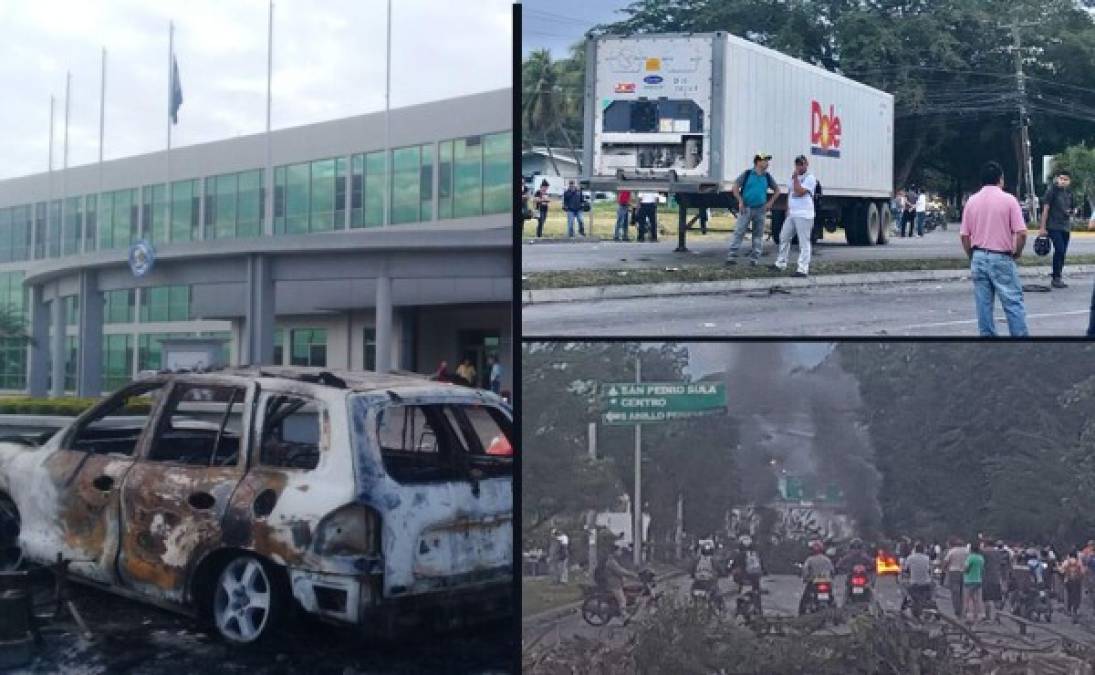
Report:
253,389,328,472
62,379,170,458
142,379,253,469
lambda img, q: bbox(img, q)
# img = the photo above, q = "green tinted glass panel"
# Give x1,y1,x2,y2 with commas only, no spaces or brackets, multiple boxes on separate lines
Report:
483,132,511,215
453,137,482,218
214,173,237,239
364,151,385,227
0,208,12,263
310,159,336,232
104,289,134,324
237,170,262,238
350,155,364,228
144,185,168,244
83,197,96,254
420,144,434,220
290,328,327,367
285,163,309,234
170,179,196,242
391,146,420,224
63,196,82,255
102,334,133,391
438,141,453,219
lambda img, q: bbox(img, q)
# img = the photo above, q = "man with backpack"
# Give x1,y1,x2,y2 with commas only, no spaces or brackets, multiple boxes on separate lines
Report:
731,536,766,612
772,155,818,277
726,153,780,266
691,540,719,602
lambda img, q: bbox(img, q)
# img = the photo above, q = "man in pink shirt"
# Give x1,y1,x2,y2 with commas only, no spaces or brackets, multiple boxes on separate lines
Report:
959,161,1029,336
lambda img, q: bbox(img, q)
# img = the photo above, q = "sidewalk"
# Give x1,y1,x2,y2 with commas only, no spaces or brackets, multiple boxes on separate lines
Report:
524,264,1095,305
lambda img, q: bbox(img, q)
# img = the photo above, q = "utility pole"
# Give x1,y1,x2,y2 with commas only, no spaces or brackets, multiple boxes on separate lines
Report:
1012,22,1037,222
633,355,642,568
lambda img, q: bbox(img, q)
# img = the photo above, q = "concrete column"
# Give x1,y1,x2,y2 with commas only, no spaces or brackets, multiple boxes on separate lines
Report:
49,297,65,397
244,254,275,365
374,273,393,373
27,285,49,397
76,270,103,397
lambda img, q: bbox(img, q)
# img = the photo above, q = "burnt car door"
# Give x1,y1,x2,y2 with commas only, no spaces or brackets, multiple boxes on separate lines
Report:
42,380,169,584
117,379,254,603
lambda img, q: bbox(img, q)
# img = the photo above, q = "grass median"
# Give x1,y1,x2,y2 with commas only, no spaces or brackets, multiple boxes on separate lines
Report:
523,254,1095,291
522,200,734,242
522,573,586,618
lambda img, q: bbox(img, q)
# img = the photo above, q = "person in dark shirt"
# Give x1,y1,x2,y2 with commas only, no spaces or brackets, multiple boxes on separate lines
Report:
1039,170,1074,288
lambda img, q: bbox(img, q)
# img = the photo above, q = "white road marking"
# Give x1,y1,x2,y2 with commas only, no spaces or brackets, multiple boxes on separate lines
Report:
899,310,1090,331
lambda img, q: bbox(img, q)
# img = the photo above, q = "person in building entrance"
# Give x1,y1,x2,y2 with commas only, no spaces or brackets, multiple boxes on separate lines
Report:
455,357,477,387
727,153,780,266
487,354,503,394
432,360,453,382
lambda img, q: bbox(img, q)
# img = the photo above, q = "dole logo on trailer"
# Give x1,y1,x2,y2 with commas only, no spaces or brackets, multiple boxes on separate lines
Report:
810,101,842,158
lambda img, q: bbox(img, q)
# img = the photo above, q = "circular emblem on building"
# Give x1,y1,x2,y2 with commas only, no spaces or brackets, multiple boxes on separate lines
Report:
128,240,156,278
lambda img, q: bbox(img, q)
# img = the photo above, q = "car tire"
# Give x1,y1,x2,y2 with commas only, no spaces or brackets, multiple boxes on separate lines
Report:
210,554,287,646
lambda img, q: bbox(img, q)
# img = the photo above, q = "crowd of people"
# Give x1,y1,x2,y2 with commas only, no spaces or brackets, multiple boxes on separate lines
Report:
430,354,504,394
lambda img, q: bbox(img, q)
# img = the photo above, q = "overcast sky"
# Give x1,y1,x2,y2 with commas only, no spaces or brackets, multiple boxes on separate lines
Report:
521,0,628,57
0,0,512,180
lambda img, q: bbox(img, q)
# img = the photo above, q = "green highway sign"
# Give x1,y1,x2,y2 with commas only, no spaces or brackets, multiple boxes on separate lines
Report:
600,382,727,425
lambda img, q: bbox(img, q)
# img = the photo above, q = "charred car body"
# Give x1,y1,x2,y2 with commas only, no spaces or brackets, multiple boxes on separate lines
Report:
0,367,513,644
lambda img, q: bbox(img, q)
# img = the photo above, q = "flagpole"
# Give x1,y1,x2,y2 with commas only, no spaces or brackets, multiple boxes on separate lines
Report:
264,0,273,235
96,47,105,253
383,0,391,227
165,20,173,241
63,71,70,255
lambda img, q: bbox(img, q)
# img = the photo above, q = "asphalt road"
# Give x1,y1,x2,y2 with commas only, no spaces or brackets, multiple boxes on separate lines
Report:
523,228,1095,273
522,572,1095,653
523,273,1095,336
9,571,514,674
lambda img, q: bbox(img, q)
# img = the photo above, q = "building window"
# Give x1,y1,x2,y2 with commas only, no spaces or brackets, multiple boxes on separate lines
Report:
103,289,135,324
0,272,26,390
140,285,190,323
84,196,97,253
47,200,61,258
438,141,453,219
390,143,435,224
237,170,263,238
0,208,12,263
310,158,336,232
64,295,79,326
64,336,78,392
63,196,82,255
335,157,348,227
363,327,376,371
290,328,326,367
273,327,284,365
102,334,134,391
205,330,233,366
483,131,511,215
350,155,364,227
171,179,199,242
99,188,137,250
453,136,483,218
363,151,385,227
284,162,310,234
142,185,168,244
33,202,46,259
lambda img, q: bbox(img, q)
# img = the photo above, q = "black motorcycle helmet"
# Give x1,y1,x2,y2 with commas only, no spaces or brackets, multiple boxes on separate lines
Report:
1034,235,1051,256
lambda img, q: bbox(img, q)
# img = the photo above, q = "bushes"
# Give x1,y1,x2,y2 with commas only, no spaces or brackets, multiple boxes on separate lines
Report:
0,396,151,416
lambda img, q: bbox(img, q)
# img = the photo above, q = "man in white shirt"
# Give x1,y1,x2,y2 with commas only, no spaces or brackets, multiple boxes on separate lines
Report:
771,155,817,277
915,190,928,237
637,192,660,242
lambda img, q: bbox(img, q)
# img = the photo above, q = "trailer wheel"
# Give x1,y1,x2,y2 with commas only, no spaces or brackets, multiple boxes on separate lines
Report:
844,203,872,246
877,202,891,245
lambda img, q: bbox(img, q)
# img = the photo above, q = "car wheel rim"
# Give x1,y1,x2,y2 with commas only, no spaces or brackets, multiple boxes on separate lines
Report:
213,558,271,643
0,499,22,571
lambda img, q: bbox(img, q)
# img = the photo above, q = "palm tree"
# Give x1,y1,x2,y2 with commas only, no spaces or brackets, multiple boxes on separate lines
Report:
522,49,563,176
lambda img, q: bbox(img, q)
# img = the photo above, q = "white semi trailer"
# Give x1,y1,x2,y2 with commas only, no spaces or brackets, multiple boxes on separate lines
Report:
582,32,895,248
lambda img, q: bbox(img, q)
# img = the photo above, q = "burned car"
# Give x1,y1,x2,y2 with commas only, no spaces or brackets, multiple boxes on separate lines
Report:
0,367,513,645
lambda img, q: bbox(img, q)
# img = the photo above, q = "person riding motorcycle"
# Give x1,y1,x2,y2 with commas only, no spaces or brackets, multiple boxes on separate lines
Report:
594,546,640,618
799,541,835,614
836,538,876,598
730,535,765,612
692,540,719,601
901,542,935,616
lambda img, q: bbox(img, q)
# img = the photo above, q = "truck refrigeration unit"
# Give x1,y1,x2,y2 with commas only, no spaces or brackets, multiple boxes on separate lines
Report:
582,32,895,248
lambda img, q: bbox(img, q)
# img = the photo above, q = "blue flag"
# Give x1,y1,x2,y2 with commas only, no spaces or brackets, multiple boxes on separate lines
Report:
171,56,183,124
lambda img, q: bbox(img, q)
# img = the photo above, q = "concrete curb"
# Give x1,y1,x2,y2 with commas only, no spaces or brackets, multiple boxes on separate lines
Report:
524,264,1095,305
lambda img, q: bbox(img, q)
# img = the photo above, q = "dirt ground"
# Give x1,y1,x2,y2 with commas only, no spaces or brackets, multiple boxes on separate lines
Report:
5,569,514,674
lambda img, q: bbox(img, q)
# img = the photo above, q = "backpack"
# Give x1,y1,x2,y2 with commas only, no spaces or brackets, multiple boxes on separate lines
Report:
745,550,763,576
736,169,778,208
695,556,715,582
812,177,823,210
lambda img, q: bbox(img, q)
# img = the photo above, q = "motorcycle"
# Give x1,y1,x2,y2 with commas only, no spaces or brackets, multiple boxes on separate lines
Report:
735,586,762,622
845,564,873,609
1013,586,1053,623
800,577,836,616
580,569,658,626
900,580,938,619
690,578,723,615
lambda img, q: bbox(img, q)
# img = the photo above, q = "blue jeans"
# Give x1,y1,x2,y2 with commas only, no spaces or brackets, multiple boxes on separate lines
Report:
614,205,630,240
728,206,766,260
1048,229,1070,279
970,250,1028,336
566,210,585,237
915,212,925,236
